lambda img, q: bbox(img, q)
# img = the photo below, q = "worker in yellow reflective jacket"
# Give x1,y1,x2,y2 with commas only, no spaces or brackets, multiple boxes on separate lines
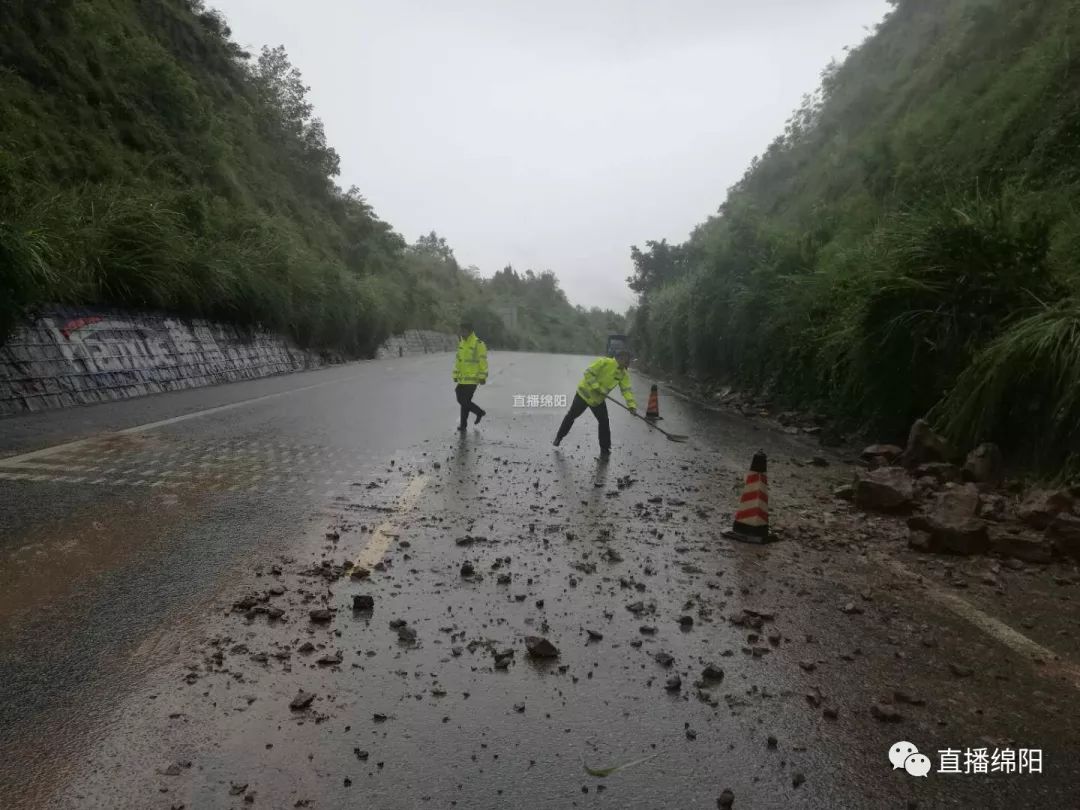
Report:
553,350,636,456
453,321,488,431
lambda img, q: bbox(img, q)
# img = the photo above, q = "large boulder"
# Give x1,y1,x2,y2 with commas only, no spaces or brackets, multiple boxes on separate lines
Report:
1017,489,1075,529
1047,513,1080,561
988,525,1053,564
899,419,953,469
907,484,989,555
861,444,904,468
914,462,964,486
855,467,914,512
977,492,1009,522
962,443,1005,487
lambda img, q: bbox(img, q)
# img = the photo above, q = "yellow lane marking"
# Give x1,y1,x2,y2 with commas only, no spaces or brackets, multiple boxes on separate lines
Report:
354,474,429,570
881,558,1080,692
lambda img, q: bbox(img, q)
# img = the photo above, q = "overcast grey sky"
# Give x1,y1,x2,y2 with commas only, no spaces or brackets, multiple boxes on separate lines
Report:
211,0,891,311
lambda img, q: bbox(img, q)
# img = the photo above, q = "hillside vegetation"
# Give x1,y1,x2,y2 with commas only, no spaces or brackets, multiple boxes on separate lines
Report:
629,0,1080,471
0,0,621,355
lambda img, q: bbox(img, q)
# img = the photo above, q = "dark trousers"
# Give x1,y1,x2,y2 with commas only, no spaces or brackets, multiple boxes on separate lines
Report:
555,393,610,450
455,384,484,428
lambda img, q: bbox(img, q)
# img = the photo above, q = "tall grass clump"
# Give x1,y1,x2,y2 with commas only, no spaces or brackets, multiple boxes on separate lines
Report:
933,298,1080,469
825,194,1058,433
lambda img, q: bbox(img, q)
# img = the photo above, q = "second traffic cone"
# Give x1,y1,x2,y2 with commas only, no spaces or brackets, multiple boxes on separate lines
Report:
729,451,769,542
644,384,662,420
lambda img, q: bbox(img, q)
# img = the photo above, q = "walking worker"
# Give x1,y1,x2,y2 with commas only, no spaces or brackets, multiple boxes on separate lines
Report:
553,350,636,456
453,321,488,431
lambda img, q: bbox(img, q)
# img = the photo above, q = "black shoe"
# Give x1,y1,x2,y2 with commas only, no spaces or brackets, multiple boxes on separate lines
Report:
552,435,562,447
599,448,611,459
457,425,467,433
474,409,485,425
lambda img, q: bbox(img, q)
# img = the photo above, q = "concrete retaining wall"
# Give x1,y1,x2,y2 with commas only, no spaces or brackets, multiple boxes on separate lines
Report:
0,307,457,417
375,329,458,359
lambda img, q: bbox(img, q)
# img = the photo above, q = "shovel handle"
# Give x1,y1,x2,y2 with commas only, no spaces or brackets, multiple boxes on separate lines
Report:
605,395,688,442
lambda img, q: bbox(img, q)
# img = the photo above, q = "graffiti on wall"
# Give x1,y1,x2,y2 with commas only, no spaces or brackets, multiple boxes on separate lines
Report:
48,315,238,378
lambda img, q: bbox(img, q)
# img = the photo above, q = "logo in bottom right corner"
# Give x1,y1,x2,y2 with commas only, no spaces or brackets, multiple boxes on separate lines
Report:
889,742,1042,777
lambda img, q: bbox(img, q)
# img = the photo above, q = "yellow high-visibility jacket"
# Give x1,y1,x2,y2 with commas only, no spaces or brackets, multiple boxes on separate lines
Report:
453,332,488,384
577,357,636,409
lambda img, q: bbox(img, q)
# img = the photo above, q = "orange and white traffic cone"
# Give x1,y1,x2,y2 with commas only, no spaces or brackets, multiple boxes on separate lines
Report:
645,385,662,421
726,451,770,543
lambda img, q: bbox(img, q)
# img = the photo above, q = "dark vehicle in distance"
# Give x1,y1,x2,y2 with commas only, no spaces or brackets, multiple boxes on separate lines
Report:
605,334,628,357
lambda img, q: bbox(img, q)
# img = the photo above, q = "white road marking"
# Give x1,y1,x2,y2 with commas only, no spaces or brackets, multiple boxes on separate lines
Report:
354,475,429,570
882,558,1080,691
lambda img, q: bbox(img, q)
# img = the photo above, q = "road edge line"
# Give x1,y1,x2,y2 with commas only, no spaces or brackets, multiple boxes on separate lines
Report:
881,557,1080,691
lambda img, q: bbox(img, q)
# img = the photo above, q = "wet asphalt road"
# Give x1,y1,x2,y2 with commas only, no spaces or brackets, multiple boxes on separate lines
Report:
1,351,1079,809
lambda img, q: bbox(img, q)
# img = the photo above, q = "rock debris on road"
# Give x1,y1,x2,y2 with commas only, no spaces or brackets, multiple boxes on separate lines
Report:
0,353,1078,809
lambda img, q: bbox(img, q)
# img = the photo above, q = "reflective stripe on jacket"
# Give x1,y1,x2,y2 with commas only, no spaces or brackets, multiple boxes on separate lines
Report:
453,333,488,384
576,357,635,408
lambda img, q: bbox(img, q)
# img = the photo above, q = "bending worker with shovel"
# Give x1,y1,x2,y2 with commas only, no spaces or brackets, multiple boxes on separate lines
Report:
553,350,636,457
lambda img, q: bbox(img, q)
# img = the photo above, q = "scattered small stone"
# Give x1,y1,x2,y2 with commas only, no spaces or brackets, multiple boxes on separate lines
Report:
460,562,475,577
833,484,856,501
665,674,682,691
870,703,902,722
309,608,332,623
524,636,559,658
289,691,315,711
317,650,343,666
949,663,974,678
678,615,694,628
701,664,725,682
654,652,674,667
352,594,374,611
894,690,926,706
717,788,735,808
792,771,806,788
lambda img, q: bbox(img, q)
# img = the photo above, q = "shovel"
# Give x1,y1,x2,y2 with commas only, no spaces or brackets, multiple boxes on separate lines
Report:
605,395,689,442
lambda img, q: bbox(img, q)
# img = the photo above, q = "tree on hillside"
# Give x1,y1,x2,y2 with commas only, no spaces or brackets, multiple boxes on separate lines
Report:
250,45,340,180
411,231,458,268
627,239,689,293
